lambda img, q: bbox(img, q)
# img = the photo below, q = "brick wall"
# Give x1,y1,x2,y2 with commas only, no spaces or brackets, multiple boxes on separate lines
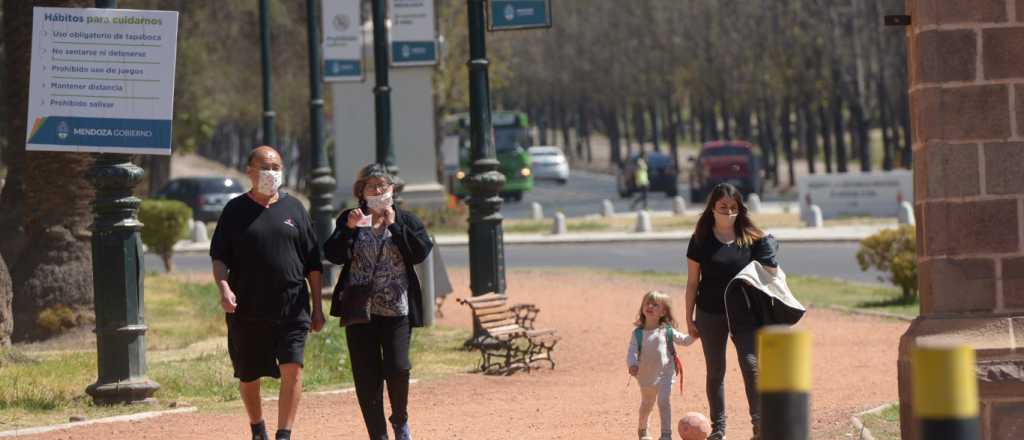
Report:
910,0,1024,315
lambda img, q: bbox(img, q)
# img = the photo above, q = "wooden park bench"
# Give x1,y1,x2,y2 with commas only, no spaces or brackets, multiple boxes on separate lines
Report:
457,293,560,374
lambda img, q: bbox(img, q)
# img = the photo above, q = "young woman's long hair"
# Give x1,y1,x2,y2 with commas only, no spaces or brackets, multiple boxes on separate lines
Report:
693,183,764,247
633,291,676,328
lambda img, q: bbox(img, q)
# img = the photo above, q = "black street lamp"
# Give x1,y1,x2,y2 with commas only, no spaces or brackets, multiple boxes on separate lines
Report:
370,0,403,191
259,0,277,146
464,0,506,306
85,0,159,405
306,0,337,291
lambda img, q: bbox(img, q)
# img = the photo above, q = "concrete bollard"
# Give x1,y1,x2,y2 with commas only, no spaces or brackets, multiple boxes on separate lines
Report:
747,193,762,213
635,210,652,233
805,205,823,228
187,218,195,233
602,199,615,217
912,342,979,440
899,201,915,225
758,326,811,440
531,202,544,221
673,196,687,215
191,221,208,243
552,212,567,235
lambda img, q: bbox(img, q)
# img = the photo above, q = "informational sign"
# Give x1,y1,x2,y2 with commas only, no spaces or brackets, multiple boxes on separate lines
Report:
322,0,364,82
389,0,437,66
489,0,551,31
798,171,913,220
26,7,179,155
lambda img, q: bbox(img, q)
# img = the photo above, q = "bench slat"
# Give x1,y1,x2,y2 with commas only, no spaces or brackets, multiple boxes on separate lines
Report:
475,305,510,317
482,318,518,329
480,314,516,325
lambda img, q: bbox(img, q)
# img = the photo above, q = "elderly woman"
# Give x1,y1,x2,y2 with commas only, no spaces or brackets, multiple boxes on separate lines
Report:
324,164,432,440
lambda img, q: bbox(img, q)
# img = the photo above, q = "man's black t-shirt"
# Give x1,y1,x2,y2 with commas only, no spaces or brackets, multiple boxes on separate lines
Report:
686,234,778,314
210,193,323,322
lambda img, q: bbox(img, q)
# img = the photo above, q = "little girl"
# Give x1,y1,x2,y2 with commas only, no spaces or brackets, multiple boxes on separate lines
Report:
627,291,695,440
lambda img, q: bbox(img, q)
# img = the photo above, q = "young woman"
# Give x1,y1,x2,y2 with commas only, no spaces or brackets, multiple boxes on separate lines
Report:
684,183,778,440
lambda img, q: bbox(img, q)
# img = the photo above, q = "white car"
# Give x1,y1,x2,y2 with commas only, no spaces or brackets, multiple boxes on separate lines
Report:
528,146,570,184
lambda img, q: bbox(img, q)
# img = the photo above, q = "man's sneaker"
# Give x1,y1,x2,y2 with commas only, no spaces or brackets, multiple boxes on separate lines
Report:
638,428,653,440
392,421,412,440
250,421,269,440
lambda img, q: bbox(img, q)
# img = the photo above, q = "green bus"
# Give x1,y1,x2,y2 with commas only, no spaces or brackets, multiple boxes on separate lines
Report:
447,111,534,202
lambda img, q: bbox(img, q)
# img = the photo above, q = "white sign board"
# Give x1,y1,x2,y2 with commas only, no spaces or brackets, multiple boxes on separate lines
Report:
389,0,437,66
322,0,364,82
798,171,913,219
26,7,179,155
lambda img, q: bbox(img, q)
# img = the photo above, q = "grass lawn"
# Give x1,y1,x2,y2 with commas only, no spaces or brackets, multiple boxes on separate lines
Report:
0,274,477,431
610,270,918,318
859,404,901,440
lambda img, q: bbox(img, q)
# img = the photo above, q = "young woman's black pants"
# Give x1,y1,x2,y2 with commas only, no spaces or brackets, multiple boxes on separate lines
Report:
345,315,412,440
695,307,760,434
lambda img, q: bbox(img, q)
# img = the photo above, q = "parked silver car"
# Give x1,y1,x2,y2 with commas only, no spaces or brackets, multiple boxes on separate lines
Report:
527,146,570,184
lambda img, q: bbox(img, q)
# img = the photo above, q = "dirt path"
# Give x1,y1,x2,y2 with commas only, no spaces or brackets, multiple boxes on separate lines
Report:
22,268,906,440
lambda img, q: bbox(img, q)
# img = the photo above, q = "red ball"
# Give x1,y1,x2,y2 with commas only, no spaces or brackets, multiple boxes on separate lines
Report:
677,412,712,440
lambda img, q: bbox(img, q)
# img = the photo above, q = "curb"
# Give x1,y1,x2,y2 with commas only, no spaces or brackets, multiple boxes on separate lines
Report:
809,304,914,322
169,224,896,253
0,406,197,438
260,380,417,402
849,402,898,440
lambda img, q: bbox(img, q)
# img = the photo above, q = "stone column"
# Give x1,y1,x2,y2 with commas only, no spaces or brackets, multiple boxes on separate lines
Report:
900,1,1024,439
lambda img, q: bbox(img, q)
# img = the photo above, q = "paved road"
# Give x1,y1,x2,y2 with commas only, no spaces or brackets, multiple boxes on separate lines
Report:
152,241,884,284
504,169,796,219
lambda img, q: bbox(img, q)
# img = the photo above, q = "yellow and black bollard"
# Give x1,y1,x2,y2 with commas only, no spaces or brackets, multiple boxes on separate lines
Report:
912,342,980,440
758,326,811,440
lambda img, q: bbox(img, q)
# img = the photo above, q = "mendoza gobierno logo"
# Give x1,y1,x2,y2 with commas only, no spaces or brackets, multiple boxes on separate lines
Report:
57,121,70,140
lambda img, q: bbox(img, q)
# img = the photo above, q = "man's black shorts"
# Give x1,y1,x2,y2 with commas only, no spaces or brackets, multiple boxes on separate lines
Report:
226,314,310,382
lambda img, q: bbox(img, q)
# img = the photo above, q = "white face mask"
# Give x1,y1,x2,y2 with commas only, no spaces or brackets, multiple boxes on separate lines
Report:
365,190,393,210
256,170,283,196
714,212,738,227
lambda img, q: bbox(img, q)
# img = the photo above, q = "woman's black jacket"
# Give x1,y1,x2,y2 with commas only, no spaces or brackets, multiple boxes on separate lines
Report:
323,207,433,327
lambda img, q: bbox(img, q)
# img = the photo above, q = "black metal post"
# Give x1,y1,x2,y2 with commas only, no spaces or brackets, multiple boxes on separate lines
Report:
465,0,506,298
306,0,337,286
370,0,403,191
85,0,160,406
260,0,277,146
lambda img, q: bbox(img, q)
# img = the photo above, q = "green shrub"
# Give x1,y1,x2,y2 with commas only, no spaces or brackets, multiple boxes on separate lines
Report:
856,225,917,300
139,199,192,272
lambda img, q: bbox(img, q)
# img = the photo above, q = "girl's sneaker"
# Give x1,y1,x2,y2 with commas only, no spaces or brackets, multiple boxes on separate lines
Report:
707,431,727,440
637,428,653,440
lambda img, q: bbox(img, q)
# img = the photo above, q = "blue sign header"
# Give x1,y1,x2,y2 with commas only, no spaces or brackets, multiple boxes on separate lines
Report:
489,0,551,31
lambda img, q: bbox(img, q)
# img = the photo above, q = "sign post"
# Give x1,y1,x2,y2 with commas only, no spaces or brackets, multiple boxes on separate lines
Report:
27,4,178,405
322,0,364,82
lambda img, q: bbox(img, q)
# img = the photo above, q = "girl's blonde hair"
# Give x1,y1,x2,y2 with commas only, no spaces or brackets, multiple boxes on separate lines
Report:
633,291,676,328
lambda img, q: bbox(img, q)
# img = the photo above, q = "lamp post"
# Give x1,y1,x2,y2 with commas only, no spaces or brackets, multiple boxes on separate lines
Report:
305,0,336,247
260,0,277,146
464,0,506,304
85,0,160,405
370,0,403,191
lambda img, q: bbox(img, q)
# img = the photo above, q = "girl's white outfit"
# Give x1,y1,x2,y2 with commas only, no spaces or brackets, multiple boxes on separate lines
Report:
627,327,695,440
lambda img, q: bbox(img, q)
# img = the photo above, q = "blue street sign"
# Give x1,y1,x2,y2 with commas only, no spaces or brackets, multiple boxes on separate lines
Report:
489,0,551,31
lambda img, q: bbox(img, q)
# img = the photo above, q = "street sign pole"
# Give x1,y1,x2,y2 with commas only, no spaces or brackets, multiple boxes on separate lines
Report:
260,0,277,146
84,0,161,405
371,0,403,191
306,0,337,288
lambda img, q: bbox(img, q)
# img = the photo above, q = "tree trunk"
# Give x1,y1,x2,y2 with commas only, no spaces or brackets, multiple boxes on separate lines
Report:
622,104,633,158
832,87,849,173
648,101,661,153
851,101,871,171
803,101,817,174
878,77,894,171
899,85,912,169
688,98,698,143
762,99,780,186
781,99,796,187
161,253,174,273
721,102,732,140
665,97,679,169
0,0,32,268
606,108,623,166
819,104,834,174
0,254,12,347
633,103,647,150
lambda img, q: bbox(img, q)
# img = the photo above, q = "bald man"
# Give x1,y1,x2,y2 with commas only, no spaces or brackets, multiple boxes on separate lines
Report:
210,146,325,440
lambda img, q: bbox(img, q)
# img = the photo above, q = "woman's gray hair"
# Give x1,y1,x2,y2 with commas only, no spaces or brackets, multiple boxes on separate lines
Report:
351,163,394,200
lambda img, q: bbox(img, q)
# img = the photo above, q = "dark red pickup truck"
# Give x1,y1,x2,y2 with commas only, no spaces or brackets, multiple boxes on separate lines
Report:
688,140,764,203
